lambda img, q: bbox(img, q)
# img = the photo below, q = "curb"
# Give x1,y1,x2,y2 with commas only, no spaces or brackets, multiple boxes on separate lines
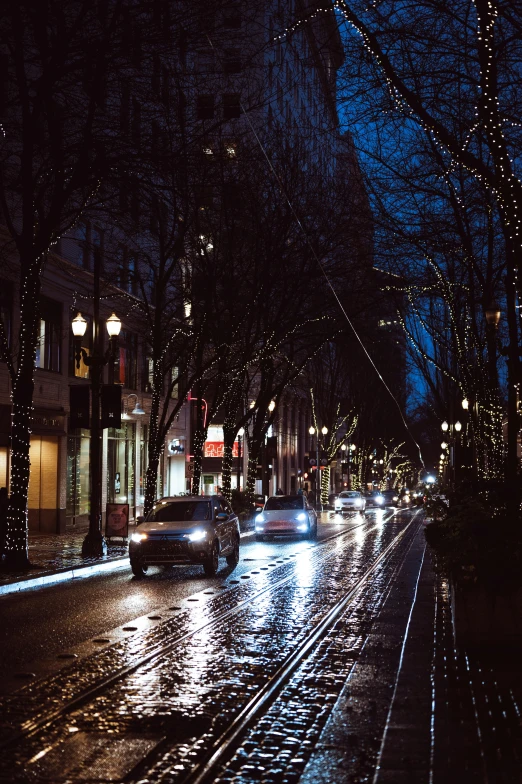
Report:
0,530,256,597
0,558,130,596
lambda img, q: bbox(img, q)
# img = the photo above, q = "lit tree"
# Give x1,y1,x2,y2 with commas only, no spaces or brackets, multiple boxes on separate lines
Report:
0,1,154,567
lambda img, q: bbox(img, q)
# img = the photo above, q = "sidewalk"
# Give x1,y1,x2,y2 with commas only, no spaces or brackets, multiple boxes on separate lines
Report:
301,523,522,783
0,529,134,595
0,516,257,596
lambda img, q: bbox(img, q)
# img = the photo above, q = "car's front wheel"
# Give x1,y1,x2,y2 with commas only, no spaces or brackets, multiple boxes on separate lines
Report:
226,537,240,568
130,558,148,578
203,541,219,576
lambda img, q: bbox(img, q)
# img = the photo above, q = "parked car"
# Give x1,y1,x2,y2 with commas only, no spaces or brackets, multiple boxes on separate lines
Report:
334,491,366,514
129,495,240,578
255,495,318,540
364,491,386,509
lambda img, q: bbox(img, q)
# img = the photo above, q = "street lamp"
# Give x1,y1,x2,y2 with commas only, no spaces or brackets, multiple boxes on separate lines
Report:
439,419,462,486
71,310,122,557
462,398,469,411
122,393,146,419
237,428,244,490
485,301,501,329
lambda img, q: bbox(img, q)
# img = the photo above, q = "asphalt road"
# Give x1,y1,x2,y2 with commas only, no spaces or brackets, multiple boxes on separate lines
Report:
0,511,389,682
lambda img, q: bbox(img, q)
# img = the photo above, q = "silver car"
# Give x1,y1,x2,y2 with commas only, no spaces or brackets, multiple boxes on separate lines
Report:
129,495,240,578
335,491,366,514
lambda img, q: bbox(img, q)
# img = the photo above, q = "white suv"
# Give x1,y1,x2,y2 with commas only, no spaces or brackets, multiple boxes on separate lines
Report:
335,491,366,514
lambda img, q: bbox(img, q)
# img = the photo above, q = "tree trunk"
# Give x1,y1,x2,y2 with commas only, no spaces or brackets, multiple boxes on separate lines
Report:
5,263,40,569
246,440,262,501
321,466,330,507
221,431,234,501
144,448,161,517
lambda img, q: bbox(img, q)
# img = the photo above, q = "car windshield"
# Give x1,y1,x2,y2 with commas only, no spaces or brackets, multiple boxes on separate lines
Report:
265,496,304,510
147,501,211,522
339,492,359,498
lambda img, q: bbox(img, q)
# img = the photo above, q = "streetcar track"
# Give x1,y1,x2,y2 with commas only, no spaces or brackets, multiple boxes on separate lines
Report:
0,513,392,752
178,511,422,784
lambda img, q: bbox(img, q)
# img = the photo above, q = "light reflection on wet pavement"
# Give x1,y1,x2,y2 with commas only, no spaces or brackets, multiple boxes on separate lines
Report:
1,510,521,783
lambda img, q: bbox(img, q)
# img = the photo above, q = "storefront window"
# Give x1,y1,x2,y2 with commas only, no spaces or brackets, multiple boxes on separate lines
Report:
66,429,90,516
107,423,135,517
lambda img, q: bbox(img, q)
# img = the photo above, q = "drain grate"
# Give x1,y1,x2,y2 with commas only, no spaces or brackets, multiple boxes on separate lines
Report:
32,732,162,781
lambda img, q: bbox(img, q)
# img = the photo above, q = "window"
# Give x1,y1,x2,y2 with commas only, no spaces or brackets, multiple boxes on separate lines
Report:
197,95,214,120
196,50,215,74
223,140,237,158
75,223,89,269
131,97,141,149
195,184,213,211
36,297,61,372
171,366,179,399
223,182,241,211
112,330,137,388
66,428,91,517
0,280,13,353
120,82,130,134
74,223,102,271
127,254,138,296
223,93,240,119
223,49,241,74
142,356,154,393
223,6,241,28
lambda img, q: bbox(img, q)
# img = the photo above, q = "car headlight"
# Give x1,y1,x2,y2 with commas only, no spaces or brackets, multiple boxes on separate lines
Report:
296,512,307,521
131,532,147,543
393,496,399,502
187,529,206,542
403,495,410,503
297,523,308,531
255,514,265,522
375,495,384,505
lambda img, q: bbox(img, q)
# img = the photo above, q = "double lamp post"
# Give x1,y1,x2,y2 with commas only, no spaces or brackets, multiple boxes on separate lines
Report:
71,303,122,558
308,424,328,511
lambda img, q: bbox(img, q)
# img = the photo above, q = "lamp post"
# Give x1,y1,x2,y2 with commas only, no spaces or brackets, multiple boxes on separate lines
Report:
308,424,328,511
440,419,462,486
72,308,122,557
236,428,244,491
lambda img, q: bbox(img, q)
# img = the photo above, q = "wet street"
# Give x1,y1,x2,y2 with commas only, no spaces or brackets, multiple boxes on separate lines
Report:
0,509,520,783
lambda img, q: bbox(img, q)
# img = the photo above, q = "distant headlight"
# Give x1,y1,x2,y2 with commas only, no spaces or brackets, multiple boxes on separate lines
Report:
296,512,307,521
131,532,147,543
403,495,410,503
375,495,384,505
393,496,399,502
187,529,206,542
255,514,265,522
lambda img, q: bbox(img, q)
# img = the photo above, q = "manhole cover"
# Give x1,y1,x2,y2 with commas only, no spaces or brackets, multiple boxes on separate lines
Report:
31,732,162,781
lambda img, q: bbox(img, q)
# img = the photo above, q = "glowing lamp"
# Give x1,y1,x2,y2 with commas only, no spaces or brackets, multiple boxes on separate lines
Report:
71,312,88,337
106,312,122,337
